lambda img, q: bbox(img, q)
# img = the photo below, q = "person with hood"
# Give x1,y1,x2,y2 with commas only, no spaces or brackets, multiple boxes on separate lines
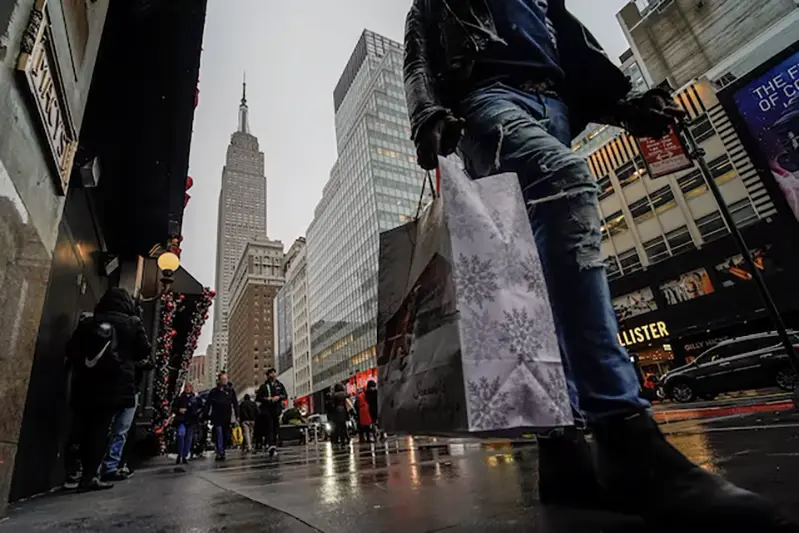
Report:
172,382,201,465
238,393,259,453
329,383,351,449
255,368,288,457
401,0,792,528
364,380,379,441
355,387,373,444
204,372,238,461
64,288,151,491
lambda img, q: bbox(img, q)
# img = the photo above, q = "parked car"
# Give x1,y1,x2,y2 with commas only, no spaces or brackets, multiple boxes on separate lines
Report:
661,331,799,403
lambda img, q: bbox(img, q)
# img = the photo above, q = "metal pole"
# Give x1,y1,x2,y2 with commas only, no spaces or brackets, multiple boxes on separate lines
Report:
676,122,799,405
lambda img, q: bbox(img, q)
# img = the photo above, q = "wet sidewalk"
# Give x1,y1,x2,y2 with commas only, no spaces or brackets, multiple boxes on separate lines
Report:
2,412,798,532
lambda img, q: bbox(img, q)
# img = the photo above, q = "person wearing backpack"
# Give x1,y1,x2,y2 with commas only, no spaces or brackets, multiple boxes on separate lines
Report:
64,288,151,492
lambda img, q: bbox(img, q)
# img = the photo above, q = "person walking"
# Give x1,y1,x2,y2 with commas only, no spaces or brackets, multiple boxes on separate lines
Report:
98,297,152,483
204,373,238,461
329,383,350,449
401,0,793,528
64,288,151,492
238,394,258,453
356,387,373,443
364,380,379,441
255,368,287,457
172,382,201,465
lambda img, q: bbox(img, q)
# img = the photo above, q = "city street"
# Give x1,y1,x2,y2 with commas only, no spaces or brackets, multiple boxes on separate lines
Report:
2,411,798,532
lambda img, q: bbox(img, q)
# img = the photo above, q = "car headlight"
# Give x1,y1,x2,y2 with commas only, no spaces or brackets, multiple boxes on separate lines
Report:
325,423,332,432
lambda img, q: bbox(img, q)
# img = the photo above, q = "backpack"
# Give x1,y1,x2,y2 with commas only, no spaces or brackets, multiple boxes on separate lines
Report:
69,317,121,376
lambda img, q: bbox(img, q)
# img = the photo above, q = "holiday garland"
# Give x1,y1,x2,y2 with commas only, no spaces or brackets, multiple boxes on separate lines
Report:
151,287,215,453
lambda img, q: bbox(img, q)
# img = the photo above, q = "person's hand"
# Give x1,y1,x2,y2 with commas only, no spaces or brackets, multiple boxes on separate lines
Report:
616,88,686,139
416,114,465,170
271,396,280,402
179,408,187,414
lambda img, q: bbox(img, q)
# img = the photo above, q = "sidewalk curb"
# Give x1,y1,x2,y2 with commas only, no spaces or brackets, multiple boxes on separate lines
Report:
653,400,795,424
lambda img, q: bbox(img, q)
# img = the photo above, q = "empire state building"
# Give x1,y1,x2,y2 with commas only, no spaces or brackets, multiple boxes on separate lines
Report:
212,81,267,373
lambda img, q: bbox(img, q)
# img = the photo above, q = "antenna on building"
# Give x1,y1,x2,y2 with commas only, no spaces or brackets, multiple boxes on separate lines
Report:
238,72,249,134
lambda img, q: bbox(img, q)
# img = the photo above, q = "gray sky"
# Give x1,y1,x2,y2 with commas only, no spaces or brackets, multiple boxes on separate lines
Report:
183,0,633,351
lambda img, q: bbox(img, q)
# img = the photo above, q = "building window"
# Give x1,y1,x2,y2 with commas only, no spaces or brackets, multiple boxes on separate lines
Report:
602,211,628,236
629,196,654,223
616,161,640,188
696,211,727,242
618,248,642,275
643,236,669,265
708,155,735,183
649,185,676,214
677,169,705,198
689,114,715,144
597,175,613,200
665,226,693,256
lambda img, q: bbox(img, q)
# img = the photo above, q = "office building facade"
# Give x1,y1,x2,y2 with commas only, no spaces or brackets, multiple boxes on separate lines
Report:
307,31,425,394
227,240,285,398
212,83,268,374
576,2,799,378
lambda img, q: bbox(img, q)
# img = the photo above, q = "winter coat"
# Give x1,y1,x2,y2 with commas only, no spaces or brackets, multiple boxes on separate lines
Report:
66,288,151,410
255,379,288,415
173,391,201,426
357,391,373,427
204,385,239,425
365,387,378,423
403,0,632,144
329,390,350,424
239,399,259,422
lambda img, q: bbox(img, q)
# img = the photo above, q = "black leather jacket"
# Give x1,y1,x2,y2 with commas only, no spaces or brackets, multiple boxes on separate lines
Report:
404,0,632,143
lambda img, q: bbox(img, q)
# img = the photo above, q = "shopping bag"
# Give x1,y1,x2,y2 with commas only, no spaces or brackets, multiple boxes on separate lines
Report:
231,424,243,446
376,155,573,436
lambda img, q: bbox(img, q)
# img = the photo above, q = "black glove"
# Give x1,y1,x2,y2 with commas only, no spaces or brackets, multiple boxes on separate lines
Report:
416,114,465,170
615,88,686,139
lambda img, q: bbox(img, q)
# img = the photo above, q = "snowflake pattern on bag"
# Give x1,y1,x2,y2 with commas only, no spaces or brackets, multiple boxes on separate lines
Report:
454,254,498,309
466,376,511,429
460,307,502,361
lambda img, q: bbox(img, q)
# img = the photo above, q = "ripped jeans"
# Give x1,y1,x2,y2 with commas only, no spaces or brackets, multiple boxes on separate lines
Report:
457,83,648,425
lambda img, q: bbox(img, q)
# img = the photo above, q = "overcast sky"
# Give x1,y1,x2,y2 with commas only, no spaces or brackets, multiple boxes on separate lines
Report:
183,0,633,351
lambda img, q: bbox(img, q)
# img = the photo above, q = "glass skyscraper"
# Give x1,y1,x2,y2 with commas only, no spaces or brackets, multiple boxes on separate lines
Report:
307,30,425,393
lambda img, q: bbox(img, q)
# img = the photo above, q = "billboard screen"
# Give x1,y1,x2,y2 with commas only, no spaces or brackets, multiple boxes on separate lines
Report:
726,47,799,221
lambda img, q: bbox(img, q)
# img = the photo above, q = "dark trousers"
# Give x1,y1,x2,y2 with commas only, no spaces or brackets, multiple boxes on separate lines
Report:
65,406,115,483
358,425,373,443
264,410,280,448
214,423,229,456
255,413,268,449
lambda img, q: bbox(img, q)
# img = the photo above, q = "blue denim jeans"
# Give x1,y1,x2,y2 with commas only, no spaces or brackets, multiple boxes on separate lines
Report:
457,83,649,424
176,423,193,459
214,424,227,456
101,394,138,475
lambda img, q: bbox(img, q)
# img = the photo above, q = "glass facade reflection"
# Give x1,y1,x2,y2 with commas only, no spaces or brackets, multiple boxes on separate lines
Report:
307,31,425,392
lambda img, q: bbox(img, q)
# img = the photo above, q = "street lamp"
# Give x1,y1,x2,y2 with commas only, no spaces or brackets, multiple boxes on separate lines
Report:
157,251,180,291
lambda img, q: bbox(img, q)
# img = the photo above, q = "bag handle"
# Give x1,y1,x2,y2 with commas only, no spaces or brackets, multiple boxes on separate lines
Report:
414,169,439,220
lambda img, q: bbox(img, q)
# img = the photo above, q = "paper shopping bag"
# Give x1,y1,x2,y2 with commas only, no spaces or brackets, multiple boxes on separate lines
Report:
376,155,573,435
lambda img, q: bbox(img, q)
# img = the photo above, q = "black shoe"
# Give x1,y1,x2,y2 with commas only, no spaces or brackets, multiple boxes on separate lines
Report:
77,478,114,493
175,457,183,466
100,471,131,483
268,446,276,458
537,428,605,509
181,458,189,465
593,411,796,529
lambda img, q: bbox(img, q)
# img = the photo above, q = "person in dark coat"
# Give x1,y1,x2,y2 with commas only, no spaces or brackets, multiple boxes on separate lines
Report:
204,372,238,460
401,0,790,527
255,368,288,457
238,394,259,453
364,380,379,441
172,382,201,465
64,288,151,491
329,383,350,449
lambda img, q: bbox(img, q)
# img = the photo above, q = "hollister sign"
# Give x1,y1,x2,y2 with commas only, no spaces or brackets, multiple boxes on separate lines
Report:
17,0,78,195
618,321,670,348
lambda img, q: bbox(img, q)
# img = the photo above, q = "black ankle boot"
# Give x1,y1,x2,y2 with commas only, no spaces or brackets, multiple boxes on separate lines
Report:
537,427,604,509
593,411,795,530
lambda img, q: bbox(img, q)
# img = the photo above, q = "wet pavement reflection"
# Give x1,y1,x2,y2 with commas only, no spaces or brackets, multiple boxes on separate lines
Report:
1,413,798,532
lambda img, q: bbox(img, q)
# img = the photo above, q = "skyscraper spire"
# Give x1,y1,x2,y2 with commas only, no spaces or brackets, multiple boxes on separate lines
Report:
238,73,249,134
